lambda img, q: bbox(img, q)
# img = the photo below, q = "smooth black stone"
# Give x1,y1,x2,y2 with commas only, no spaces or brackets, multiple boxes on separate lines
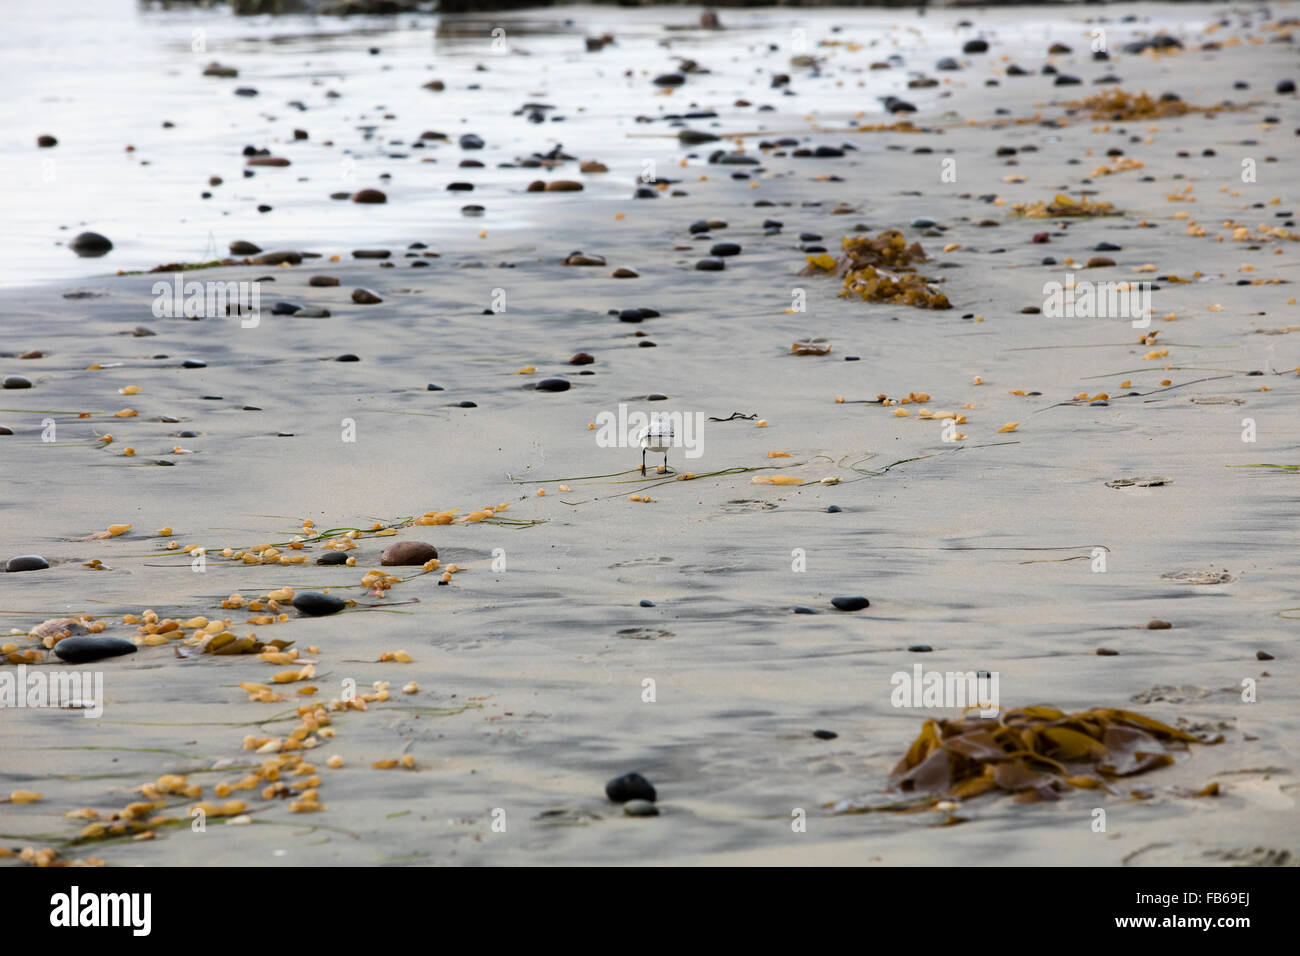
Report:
710,242,741,256
908,644,933,653
639,599,655,607
799,232,822,241
427,383,445,391
936,57,960,71
605,772,656,803
1277,79,1296,94
316,551,349,565
54,636,137,664
831,595,870,611
813,729,838,740
826,505,842,513
459,133,484,149
271,302,303,315
455,401,477,408
6,554,49,573
3,376,33,389
845,356,859,361
335,354,359,362
793,605,818,614
535,378,570,392
695,257,725,271
1094,241,1122,251
963,39,989,54
292,591,347,616
688,220,710,234
181,359,207,368
70,231,113,256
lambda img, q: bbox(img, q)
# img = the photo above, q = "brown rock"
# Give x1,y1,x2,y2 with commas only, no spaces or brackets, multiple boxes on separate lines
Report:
352,188,387,204
1146,619,1172,630
229,240,262,255
247,156,290,167
579,160,608,173
545,180,584,192
526,180,546,192
309,275,340,287
381,541,437,566
352,288,383,304
569,352,595,365
611,268,639,278
1087,256,1116,268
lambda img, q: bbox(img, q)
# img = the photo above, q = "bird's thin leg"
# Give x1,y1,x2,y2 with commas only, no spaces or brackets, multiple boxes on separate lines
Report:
663,451,669,473
641,447,647,476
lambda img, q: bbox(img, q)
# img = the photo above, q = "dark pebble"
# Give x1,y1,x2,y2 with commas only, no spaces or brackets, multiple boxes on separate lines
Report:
639,599,655,607
605,771,656,803
826,505,841,513
1257,650,1275,661
69,232,113,257
793,605,818,614
335,354,360,362
6,554,50,573
316,551,349,566
908,644,933,653
381,541,437,566
831,596,870,611
53,636,137,664
535,378,570,392
813,729,838,740
695,257,725,271
3,376,33,389
292,591,348,616
710,242,741,256
181,360,206,369
623,800,659,817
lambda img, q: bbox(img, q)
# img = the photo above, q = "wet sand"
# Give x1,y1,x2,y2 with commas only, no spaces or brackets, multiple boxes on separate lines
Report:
2,2,1299,866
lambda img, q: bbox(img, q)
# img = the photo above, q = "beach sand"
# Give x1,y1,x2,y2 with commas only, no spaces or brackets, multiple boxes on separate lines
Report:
2,1,1298,866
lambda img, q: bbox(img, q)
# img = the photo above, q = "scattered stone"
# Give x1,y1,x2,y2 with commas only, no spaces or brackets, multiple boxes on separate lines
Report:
316,551,349,566
653,73,685,87
6,554,49,573
605,771,656,803
37,134,57,148
309,275,340,287
352,249,391,259
793,606,818,614
1146,620,1172,630
569,352,594,365
292,591,347,616
1257,650,1275,661
623,800,659,817
70,232,113,256
908,644,933,653
53,636,137,664
535,378,570,392
459,133,485,149
710,242,741,257
813,729,838,740
639,599,655,607
695,257,725,271
2,376,32,389
546,180,583,192
351,188,387,203
611,267,638,278
229,240,261,255
963,39,989,54
1096,648,1119,656
831,596,870,611
380,541,437,566
1087,256,1116,267
352,288,383,304
564,252,606,266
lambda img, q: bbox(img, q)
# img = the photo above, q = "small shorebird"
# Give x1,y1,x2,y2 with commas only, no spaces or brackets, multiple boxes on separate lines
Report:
639,418,674,476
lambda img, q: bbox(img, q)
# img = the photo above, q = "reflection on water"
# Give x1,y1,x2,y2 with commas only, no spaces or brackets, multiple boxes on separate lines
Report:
1,0,1197,288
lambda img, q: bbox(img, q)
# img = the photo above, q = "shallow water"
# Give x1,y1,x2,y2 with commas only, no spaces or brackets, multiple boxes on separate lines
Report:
2,0,1214,287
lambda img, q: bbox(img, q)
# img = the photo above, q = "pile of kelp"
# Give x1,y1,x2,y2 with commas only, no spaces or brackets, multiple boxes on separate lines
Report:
889,706,1222,804
801,230,951,309
1065,89,1233,121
